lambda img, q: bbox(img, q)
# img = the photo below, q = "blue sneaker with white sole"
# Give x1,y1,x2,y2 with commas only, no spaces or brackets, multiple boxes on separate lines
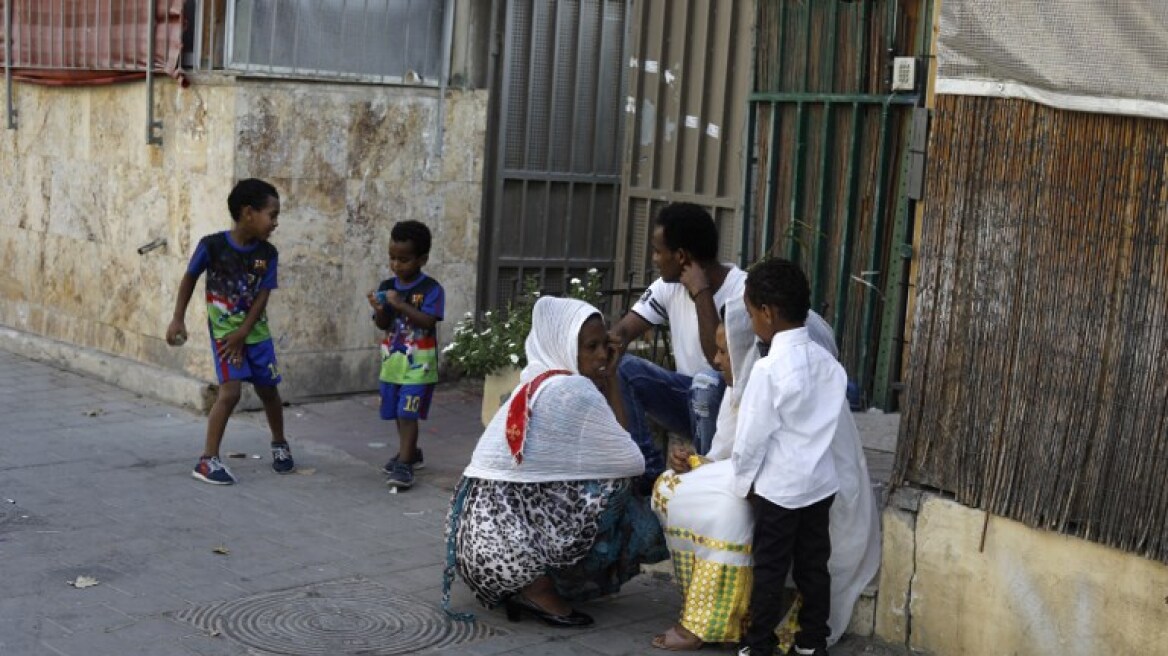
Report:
192,456,237,485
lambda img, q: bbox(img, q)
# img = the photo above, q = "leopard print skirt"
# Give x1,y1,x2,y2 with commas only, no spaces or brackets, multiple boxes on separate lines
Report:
447,476,665,608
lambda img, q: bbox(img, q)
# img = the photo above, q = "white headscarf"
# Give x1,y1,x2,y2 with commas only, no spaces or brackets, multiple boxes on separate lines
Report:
463,296,645,483
706,298,759,461
519,296,598,382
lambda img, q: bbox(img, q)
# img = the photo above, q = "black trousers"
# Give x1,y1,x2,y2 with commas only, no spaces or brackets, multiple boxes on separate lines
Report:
742,493,835,653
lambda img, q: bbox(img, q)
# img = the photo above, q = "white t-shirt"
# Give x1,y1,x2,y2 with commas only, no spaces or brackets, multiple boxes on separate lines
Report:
630,265,747,376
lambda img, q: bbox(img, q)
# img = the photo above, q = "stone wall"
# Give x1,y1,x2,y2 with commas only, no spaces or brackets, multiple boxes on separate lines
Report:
875,492,1168,655
0,75,486,405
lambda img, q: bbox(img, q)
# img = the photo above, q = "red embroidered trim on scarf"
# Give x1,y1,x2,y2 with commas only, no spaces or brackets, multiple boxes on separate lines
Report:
504,369,571,465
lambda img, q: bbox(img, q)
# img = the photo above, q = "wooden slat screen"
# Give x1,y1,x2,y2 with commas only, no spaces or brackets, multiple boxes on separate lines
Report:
897,94,1168,563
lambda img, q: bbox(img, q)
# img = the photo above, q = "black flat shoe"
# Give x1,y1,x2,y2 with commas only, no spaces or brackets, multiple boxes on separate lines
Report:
504,595,594,627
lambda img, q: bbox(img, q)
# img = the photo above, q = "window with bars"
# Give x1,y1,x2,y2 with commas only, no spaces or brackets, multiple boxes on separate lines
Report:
187,0,450,86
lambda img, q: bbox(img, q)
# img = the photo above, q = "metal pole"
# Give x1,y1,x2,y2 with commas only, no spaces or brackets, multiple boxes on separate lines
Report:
146,0,162,144
224,0,237,69
5,0,15,129
192,0,203,68
435,0,454,156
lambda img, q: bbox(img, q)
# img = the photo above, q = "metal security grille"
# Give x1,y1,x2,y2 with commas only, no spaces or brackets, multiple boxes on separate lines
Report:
0,0,182,73
744,0,934,410
616,0,753,288
1,0,184,140
480,0,628,309
224,0,449,85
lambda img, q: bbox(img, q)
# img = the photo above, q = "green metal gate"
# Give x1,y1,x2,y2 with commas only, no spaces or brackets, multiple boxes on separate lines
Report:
743,0,933,410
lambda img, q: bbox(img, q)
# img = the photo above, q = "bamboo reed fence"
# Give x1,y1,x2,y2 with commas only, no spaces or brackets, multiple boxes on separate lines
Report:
896,95,1168,564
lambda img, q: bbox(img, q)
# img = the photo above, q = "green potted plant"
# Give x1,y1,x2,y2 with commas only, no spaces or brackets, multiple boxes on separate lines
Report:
443,269,605,425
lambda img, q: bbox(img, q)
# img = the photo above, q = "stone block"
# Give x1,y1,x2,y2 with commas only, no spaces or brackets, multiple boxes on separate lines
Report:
236,86,351,182
440,90,489,183
265,176,348,268
47,160,107,242
0,229,45,303
874,505,915,645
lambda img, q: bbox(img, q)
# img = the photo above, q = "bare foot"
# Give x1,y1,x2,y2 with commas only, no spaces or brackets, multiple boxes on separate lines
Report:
651,623,703,651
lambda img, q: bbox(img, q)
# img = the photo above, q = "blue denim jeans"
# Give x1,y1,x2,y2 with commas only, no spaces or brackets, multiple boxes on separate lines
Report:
617,356,727,491
688,367,727,455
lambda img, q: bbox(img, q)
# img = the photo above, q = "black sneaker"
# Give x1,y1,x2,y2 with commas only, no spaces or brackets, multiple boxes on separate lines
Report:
271,443,296,474
383,448,424,474
385,461,414,489
192,456,237,485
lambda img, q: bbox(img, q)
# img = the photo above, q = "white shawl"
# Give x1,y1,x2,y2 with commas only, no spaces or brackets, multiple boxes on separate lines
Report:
463,296,645,483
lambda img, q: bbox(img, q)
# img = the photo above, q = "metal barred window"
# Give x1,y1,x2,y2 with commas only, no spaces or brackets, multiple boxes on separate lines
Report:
217,0,450,86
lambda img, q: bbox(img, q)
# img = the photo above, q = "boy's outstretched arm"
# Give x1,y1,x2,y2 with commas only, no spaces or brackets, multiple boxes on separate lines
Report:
166,273,198,346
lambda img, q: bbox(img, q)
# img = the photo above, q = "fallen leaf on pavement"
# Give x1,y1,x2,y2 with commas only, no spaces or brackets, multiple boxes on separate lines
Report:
67,576,100,589
293,468,316,475
83,408,105,417
212,545,230,555
210,629,221,637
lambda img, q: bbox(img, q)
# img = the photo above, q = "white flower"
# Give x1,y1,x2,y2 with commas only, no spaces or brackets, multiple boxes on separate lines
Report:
484,311,492,317
480,328,491,335
570,277,582,285
509,353,519,364
442,343,457,354
588,268,598,274
464,311,473,318
504,323,511,329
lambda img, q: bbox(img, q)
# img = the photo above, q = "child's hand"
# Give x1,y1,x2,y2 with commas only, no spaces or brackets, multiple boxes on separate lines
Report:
367,291,382,311
216,332,246,366
166,320,188,347
384,290,403,309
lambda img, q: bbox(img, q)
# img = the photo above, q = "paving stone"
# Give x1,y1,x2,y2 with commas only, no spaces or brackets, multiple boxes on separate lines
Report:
0,348,908,656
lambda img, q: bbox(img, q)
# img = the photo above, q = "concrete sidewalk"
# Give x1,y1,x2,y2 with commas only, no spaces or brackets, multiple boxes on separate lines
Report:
0,349,911,656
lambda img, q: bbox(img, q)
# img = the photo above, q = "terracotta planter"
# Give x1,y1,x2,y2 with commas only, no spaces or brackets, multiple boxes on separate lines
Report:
480,366,522,427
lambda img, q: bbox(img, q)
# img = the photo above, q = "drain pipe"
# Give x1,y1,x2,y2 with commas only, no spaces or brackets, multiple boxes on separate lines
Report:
434,0,456,156
5,0,15,130
145,0,163,145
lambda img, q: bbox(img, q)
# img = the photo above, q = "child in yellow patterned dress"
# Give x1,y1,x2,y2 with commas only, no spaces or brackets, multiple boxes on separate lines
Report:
651,303,759,651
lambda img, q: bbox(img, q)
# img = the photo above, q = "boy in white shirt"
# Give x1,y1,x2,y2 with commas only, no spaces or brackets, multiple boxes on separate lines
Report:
733,258,845,656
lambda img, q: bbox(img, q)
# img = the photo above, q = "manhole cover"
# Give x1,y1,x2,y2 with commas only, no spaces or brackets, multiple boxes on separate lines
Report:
174,578,500,655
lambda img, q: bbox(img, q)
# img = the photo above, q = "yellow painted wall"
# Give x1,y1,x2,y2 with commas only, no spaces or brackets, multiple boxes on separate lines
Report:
876,494,1168,655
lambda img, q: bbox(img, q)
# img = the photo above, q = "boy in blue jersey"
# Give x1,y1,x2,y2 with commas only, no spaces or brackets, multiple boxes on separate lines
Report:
167,179,295,485
367,220,445,490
